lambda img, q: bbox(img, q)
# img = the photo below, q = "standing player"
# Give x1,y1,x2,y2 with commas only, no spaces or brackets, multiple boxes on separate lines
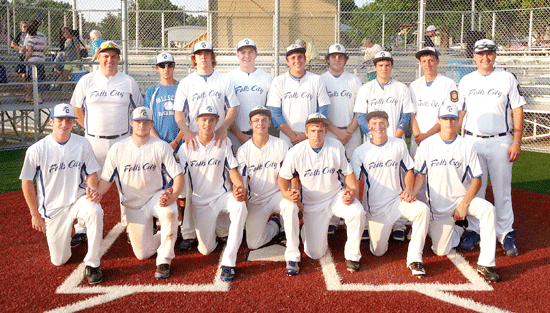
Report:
97,107,184,279
20,103,104,284
267,44,331,146
353,51,415,241
409,47,459,157
237,106,301,276
227,38,273,152
458,39,524,257
71,41,143,246
278,113,365,272
177,105,248,282
144,52,182,150
413,103,500,282
351,111,430,278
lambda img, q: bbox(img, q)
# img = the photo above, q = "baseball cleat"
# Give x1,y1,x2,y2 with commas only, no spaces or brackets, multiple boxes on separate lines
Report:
178,238,198,251
408,262,426,278
220,266,235,282
459,230,480,250
361,229,370,241
328,225,337,236
84,266,103,284
71,233,87,247
286,261,300,276
392,230,405,242
477,265,500,283
217,236,228,246
345,260,360,272
503,231,519,256
154,264,170,279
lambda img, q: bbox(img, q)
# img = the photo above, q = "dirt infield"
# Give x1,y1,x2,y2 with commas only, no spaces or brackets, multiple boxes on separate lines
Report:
2,187,550,313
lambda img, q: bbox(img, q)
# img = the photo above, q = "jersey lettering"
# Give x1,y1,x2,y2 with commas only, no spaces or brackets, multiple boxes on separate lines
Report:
248,161,278,173
123,163,158,172
430,158,462,168
189,158,222,167
48,160,83,173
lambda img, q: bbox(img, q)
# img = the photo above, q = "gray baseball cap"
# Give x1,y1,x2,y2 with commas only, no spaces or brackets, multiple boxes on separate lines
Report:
131,107,154,122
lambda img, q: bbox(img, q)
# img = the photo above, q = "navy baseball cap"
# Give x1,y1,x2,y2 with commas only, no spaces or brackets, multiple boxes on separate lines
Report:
438,103,459,119
50,103,76,119
131,107,154,122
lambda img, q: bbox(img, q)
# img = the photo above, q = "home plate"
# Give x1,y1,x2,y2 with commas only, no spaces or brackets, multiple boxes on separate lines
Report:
247,244,286,261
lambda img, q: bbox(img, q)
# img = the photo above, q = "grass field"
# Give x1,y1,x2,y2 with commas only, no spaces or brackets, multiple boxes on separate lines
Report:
1,148,549,194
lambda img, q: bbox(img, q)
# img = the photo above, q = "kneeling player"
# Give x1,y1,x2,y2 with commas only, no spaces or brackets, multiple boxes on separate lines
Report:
237,106,300,275
98,107,184,279
21,103,104,284
278,113,365,272
177,105,248,282
413,103,500,282
351,111,429,278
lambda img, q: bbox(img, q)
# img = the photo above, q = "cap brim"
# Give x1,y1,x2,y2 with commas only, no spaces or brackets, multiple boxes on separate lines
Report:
438,114,459,119
286,48,306,57
474,48,496,54
237,45,256,51
99,47,120,54
373,57,392,64
197,113,219,118
415,50,438,59
306,118,329,126
192,48,213,54
249,109,271,119
131,118,154,122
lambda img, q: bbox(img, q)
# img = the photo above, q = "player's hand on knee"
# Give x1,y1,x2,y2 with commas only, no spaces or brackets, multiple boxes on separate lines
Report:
342,188,358,205
31,214,46,233
159,187,177,207
233,185,247,202
400,189,416,203
452,203,468,221
86,187,101,203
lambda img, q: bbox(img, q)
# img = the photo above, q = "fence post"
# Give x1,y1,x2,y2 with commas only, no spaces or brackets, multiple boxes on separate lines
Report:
382,14,385,48
471,0,475,31
122,0,128,74
32,65,39,142
461,14,464,44
528,10,533,50
273,0,280,77
335,0,340,44
48,10,51,47
135,0,139,51
491,12,496,40
161,12,165,48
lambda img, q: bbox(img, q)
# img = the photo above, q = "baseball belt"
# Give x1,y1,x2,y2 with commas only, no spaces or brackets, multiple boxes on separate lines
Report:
465,130,507,139
87,131,129,140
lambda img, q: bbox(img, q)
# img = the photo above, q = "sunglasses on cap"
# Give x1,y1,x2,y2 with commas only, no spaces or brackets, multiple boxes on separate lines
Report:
100,42,119,50
158,63,175,69
475,43,497,51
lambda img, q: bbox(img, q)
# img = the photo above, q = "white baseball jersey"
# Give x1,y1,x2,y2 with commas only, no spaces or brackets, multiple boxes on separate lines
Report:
409,74,458,133
459,68,526,136
320,71,362,128
177,137,238,206
414,134,482,216
354,79,415,137
267,71,331,133
351,137,414,214
71,71,143,137
227,68,273,132
279,137,351,208
237,136,290,206
173,70,240,133
20,134,101,218
101,136,182,210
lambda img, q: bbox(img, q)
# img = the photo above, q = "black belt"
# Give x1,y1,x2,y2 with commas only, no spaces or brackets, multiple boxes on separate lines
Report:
338,126,348,130
88,131,129,139
465,130,507,139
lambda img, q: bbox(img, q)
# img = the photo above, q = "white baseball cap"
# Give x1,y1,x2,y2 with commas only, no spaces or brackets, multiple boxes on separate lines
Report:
438,103,459,119
285,44,306,57
372,51,393,64
50,103,76,119
305,113,329,126
131,107,154,122
473,39,497,54
249,105,271,119
156,52,175,65
192,41,214,54
415,46,439,59
426,25,437,32
197,105,219,118
327,44,346,56
237,38,256,51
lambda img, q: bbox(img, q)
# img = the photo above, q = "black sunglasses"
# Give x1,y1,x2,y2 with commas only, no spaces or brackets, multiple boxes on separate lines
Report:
474,43,497,51
158,63,175,68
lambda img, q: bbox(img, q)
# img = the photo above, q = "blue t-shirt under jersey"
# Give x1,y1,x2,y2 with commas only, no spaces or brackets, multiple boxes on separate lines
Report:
144,82,180,143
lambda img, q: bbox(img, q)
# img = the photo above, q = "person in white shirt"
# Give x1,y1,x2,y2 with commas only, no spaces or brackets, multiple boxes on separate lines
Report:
362,37,383,63
23,20,47,103
457,39,525,257
351,110,429,278
237,106,301,276
278,113,365,272
413,103,500,283
97,107,184,280
227,38,273,152
177,105,248,282
20,104,104,284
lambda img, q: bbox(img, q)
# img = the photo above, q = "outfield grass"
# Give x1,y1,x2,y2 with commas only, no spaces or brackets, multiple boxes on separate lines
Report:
0,148,549,194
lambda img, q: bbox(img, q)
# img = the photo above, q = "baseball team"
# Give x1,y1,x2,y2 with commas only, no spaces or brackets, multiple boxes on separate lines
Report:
20,37,523,285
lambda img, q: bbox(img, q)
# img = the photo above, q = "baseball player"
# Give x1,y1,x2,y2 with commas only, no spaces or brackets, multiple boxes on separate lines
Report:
71,40,143,247
413,103,500,282
97,107,184,279
176,105,248,282
409,47,459,158
227,38,273,152
458,39,525,257
267,44,331,146
20,103,104,284
237,106,301,275
143,52,182,150
278,113,365,272
351,111,430,278
353,51,415,241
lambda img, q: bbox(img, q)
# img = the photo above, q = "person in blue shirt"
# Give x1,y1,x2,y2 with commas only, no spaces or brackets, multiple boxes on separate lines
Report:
89,30,104,71
144,52,182,150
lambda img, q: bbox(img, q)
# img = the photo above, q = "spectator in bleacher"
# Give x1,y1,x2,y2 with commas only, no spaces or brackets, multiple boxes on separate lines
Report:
362,37,383,63
89,30,104,72
11,21,28,74
23,20,46,104
57,27,81,99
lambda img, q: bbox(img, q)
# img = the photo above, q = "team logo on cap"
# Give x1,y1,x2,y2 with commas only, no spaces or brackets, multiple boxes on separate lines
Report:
311,113,323,119
162,54,168,59
245,39,249,45
380,52,386,57
201,42,207,48
450,90,458,102
336,45,341,51
63,105,70,114
139,108,148,117
206,106,213,112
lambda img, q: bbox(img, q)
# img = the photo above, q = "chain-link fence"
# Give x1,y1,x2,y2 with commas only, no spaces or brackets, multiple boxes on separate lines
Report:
1,0,549,152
